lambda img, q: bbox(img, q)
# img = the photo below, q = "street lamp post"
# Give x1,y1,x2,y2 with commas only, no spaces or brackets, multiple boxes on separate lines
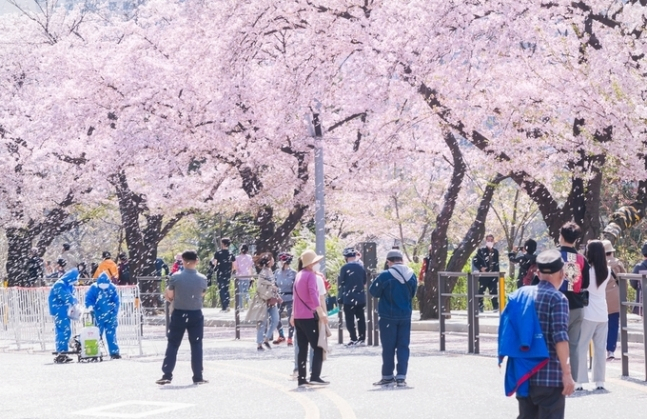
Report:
312,112,326,275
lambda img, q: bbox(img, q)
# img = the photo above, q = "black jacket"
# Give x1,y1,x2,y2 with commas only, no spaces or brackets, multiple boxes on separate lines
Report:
508,252,537,287
473,247,499,272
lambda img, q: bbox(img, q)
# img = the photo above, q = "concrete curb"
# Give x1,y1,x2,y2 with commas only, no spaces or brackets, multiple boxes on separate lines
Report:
144,317,645,343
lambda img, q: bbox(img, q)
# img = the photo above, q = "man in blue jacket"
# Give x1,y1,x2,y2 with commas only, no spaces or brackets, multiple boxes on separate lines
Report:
48,269,80,363
513,249,575,418
369,249,417,387
338,247,367,346
85,272,121,359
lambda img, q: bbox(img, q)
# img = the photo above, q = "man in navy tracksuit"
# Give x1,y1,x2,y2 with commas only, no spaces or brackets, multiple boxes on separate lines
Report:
369,249,417,387
338,247,367,346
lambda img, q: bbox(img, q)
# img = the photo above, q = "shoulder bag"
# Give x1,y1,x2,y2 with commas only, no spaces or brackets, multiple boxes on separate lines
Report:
295,278,319,321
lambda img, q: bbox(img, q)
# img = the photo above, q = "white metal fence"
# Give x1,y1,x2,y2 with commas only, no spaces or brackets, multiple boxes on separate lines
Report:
0,286,142,355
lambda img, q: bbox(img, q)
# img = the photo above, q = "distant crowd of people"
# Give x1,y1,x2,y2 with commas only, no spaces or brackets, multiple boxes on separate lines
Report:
21,243,133,287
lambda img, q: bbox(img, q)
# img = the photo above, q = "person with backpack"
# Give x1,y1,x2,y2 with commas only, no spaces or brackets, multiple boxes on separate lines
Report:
508,239,538,288
602,240,625,360
369,249,417,387
85,272,121,359
556,221,590,386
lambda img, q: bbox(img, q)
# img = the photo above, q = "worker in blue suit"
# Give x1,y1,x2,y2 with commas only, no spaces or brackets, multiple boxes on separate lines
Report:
48,269,80,363
85,272,121,359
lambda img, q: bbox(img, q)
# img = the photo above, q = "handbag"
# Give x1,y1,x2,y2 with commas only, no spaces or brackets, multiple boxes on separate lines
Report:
581,290,589,307
267,296,283,306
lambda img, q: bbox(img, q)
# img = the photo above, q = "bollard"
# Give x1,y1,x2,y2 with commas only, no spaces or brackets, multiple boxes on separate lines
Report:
234,278,241,340
467,273,474,353
366,273,373,346
498,274,507,313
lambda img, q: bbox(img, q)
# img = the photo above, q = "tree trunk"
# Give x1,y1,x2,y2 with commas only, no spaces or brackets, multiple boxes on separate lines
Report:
418,131,465,320
113,171,188,277
4,196,85,286
5,227,32,287
418,82,608,242
254,203,308,254
439,176,505,317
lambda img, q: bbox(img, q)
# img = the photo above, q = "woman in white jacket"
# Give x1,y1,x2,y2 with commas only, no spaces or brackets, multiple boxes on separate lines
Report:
576,240,611,390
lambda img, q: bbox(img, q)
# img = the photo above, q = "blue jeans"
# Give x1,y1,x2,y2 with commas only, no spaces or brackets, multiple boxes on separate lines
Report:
162,309,204,382
257,305,280,344
607,312,619,353
54,316,71,352
236,279,251,309
379,317,411,380
98,320,120,356
277,301,294,339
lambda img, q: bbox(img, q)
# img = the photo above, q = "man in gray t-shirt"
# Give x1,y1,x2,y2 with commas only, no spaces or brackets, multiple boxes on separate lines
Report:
156,250,208,386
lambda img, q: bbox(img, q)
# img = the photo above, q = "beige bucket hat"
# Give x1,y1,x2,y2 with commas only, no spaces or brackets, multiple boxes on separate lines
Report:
300,249,324,267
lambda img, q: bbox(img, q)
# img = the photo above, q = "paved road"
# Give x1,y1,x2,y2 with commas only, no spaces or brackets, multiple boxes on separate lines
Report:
2,329,647,419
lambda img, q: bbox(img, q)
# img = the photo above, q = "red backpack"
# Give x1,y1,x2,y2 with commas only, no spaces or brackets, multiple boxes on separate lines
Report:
522,263,538,286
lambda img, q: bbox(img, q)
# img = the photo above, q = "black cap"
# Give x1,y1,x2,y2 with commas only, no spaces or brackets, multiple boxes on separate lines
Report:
642,242,647,256
536,249,564,274
342,247,357,257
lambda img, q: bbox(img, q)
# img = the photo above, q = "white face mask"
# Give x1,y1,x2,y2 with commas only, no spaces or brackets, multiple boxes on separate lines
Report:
486,242,494,249
98,283,109,290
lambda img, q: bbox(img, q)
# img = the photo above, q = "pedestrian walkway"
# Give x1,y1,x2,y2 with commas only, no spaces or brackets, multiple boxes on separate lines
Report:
2,329,646,419
146,308,646,344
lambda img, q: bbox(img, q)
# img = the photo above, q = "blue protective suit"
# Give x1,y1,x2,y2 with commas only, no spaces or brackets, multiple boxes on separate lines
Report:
48,269,79,352
85,273,120,356
498,285,549,397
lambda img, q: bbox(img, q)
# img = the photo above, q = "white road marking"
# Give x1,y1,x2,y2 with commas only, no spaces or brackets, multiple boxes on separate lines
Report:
223,368,321,419
210,361,357,419
73,401,193,418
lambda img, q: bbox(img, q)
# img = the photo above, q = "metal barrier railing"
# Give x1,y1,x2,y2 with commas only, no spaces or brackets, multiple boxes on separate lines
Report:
365,269,379,347
618,273,647,381
0,285,142,355
472,271,506,355
438,271,469,352
439,271,505,354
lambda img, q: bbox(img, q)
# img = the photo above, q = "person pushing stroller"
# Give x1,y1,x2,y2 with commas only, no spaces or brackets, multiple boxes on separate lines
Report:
85,272,121,359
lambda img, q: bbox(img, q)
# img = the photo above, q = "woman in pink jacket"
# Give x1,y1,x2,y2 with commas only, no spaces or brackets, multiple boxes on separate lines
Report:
291,250,329,387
